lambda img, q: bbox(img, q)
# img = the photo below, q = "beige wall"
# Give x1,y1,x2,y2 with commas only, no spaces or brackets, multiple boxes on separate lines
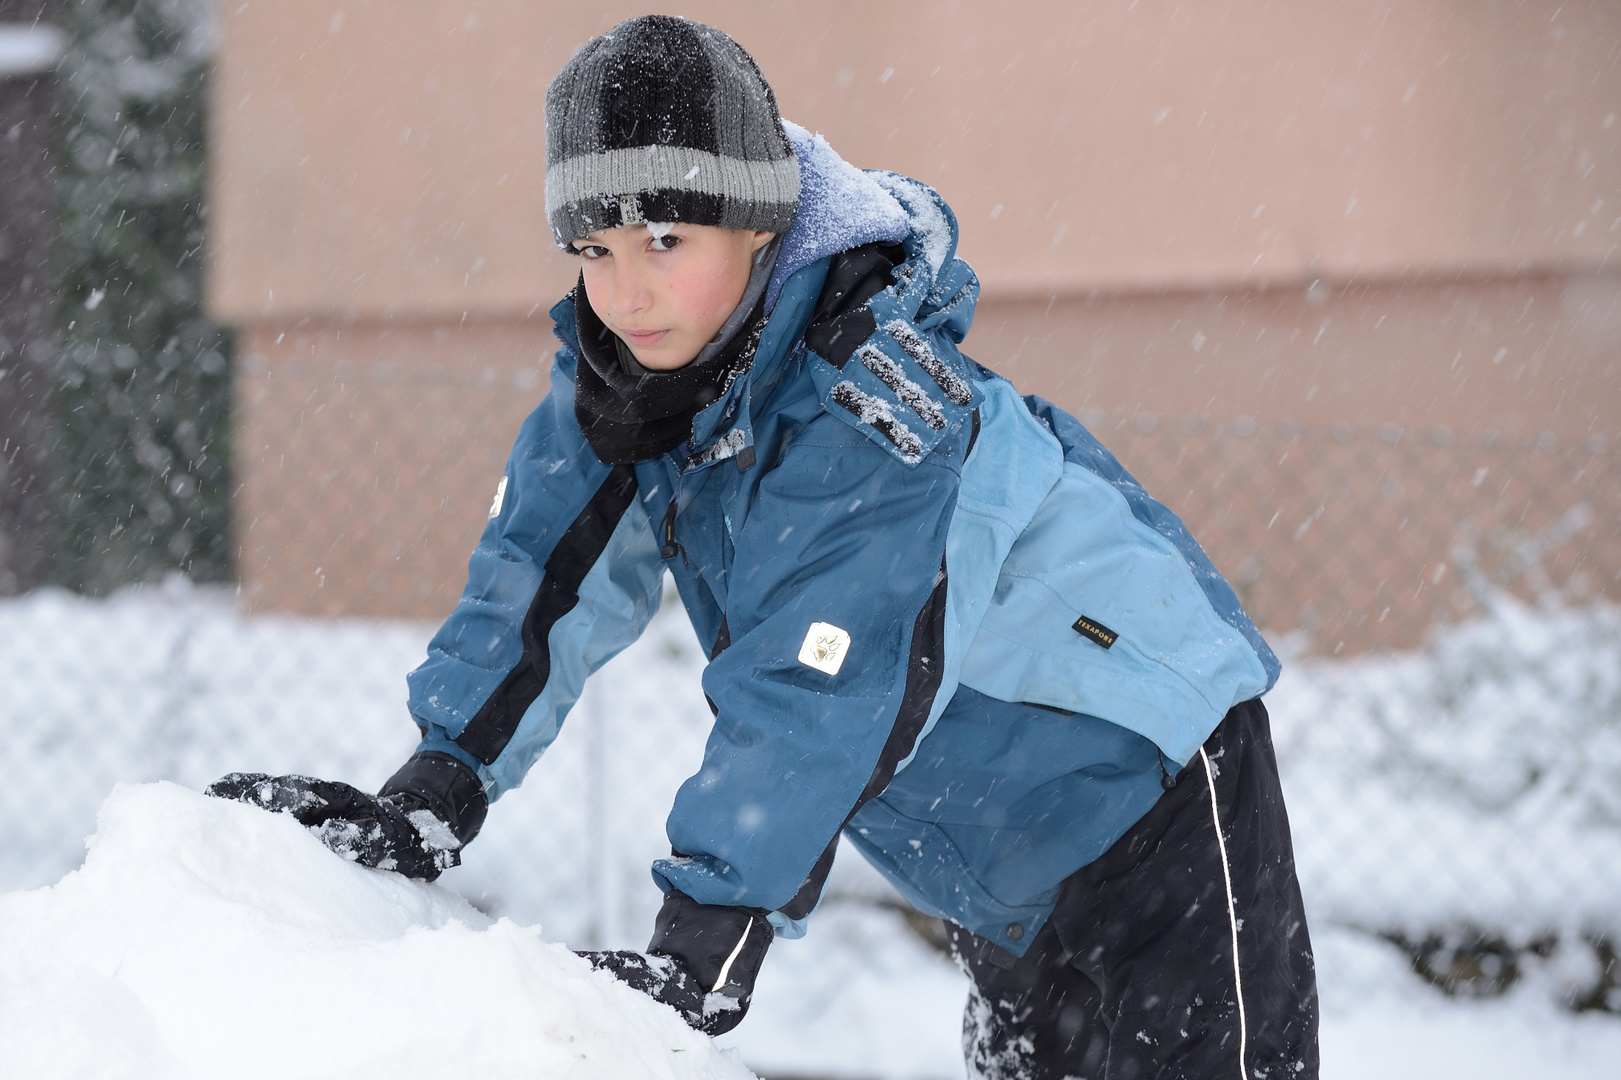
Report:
979,273,1621,438
210,1,1621,645
210,0,1621,318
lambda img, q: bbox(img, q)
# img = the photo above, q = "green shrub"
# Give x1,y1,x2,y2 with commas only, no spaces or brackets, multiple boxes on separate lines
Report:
50,0,230,591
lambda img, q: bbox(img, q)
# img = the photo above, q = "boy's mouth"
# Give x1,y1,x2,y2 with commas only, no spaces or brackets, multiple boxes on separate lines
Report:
619,328,669,348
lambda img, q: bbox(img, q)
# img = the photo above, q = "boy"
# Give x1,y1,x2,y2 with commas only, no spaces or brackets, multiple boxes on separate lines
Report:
212,16,1318,1079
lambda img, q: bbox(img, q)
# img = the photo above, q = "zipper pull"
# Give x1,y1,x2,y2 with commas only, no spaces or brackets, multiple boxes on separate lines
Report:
1157,749,1178,790
660,499,685,563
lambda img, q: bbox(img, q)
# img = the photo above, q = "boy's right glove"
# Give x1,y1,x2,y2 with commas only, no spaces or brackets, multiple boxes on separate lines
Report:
579,889,774,1035
205,751,488,882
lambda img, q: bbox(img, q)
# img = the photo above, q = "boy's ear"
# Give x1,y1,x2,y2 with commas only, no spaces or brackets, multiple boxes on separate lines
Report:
748,230,776,255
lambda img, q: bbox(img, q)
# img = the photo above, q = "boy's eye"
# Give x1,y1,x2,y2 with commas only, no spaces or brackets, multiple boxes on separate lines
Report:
570,243,611,260
648,233,681,253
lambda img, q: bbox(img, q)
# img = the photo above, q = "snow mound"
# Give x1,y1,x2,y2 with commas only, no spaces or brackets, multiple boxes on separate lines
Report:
0,782,754,1080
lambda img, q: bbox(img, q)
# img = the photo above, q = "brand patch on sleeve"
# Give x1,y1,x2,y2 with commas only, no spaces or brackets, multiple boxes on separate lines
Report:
488,475,508,519
1071,615,1118,650
797,622,851,675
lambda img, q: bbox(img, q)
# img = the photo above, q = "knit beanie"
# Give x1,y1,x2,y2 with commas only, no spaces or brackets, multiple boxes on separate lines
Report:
544,16,800,248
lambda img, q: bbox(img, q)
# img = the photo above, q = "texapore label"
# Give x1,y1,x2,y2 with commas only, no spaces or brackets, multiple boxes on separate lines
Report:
1071,614,1118,650
798,622,851,675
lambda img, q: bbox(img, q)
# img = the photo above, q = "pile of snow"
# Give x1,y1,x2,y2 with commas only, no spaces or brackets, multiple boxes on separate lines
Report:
0,782,754,1080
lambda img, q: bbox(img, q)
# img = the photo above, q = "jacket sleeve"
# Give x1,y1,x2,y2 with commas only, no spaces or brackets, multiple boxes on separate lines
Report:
653,410,966,922
405,353,666,799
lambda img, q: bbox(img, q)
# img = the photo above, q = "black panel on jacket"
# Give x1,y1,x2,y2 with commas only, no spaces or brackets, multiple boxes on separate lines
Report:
455,465,639,764
802,242,906,367
778,836,840,921
855,560,949,808
779,559,951,921
703,617,731,717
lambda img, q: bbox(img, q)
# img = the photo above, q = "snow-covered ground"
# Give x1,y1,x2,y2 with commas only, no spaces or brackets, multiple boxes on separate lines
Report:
1,581,1617,1077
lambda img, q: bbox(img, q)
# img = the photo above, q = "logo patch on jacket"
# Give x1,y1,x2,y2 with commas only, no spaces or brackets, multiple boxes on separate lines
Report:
488,475,508,519
1071,615,1118,650
798,622,851,675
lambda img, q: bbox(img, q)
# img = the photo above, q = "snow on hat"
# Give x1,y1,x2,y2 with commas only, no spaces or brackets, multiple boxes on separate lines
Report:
544,15,800,248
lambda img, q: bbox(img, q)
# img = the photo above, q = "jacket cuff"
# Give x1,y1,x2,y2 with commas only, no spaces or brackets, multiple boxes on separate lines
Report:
648,889,773,1002
378,751,489,846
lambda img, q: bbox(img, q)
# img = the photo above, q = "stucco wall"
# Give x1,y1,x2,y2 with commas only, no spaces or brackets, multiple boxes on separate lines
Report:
209,1,1620,646
209,0,1620,318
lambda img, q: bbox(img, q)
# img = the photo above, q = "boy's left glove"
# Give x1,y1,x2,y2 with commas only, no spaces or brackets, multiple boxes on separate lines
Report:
206,751,487,882
580,889,773,1035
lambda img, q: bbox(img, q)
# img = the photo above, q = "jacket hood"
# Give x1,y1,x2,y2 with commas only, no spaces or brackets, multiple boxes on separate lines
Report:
768,122,980,348
763,121,911,309
689,130,985,465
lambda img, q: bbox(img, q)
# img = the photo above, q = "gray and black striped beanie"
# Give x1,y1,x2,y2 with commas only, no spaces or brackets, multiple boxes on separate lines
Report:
544,16,800,248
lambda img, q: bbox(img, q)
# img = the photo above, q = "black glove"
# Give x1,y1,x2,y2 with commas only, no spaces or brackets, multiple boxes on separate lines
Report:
206,751,488,882
580,889,774,1036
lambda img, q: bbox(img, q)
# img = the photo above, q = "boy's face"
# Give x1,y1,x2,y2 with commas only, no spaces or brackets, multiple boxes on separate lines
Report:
572,223,775,371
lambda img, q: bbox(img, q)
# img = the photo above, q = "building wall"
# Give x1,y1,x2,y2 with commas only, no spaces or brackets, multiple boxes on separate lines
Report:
977,274,1621,437
211,1,1621,650
209,0,1621,318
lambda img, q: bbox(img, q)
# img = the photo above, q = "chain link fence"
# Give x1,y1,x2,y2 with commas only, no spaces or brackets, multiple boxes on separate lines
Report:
2,411,1618,1015
1086,412,1620,654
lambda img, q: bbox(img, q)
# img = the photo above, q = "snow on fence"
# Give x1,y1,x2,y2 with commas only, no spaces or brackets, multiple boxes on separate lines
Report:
1,420,1617,1014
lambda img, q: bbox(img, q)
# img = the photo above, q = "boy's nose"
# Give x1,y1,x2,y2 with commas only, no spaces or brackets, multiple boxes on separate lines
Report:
611,260,653,316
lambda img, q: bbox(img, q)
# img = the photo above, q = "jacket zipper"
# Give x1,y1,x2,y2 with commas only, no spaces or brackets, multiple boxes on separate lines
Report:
660,498,688,564
1157,748,1179,790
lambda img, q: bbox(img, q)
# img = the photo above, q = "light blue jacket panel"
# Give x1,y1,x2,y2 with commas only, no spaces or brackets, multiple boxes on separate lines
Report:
846,686,1167,944
840,371,1276,952
955,392,1277,769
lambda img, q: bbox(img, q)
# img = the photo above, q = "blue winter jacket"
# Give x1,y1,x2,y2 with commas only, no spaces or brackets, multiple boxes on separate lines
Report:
405,124,1280,955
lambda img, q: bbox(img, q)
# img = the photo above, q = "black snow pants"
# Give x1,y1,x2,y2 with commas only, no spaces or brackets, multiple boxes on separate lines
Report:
948,698,1318,1080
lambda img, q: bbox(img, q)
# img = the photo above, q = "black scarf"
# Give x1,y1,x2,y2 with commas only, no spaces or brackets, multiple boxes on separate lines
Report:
572,283,768,464
573,231,780,466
